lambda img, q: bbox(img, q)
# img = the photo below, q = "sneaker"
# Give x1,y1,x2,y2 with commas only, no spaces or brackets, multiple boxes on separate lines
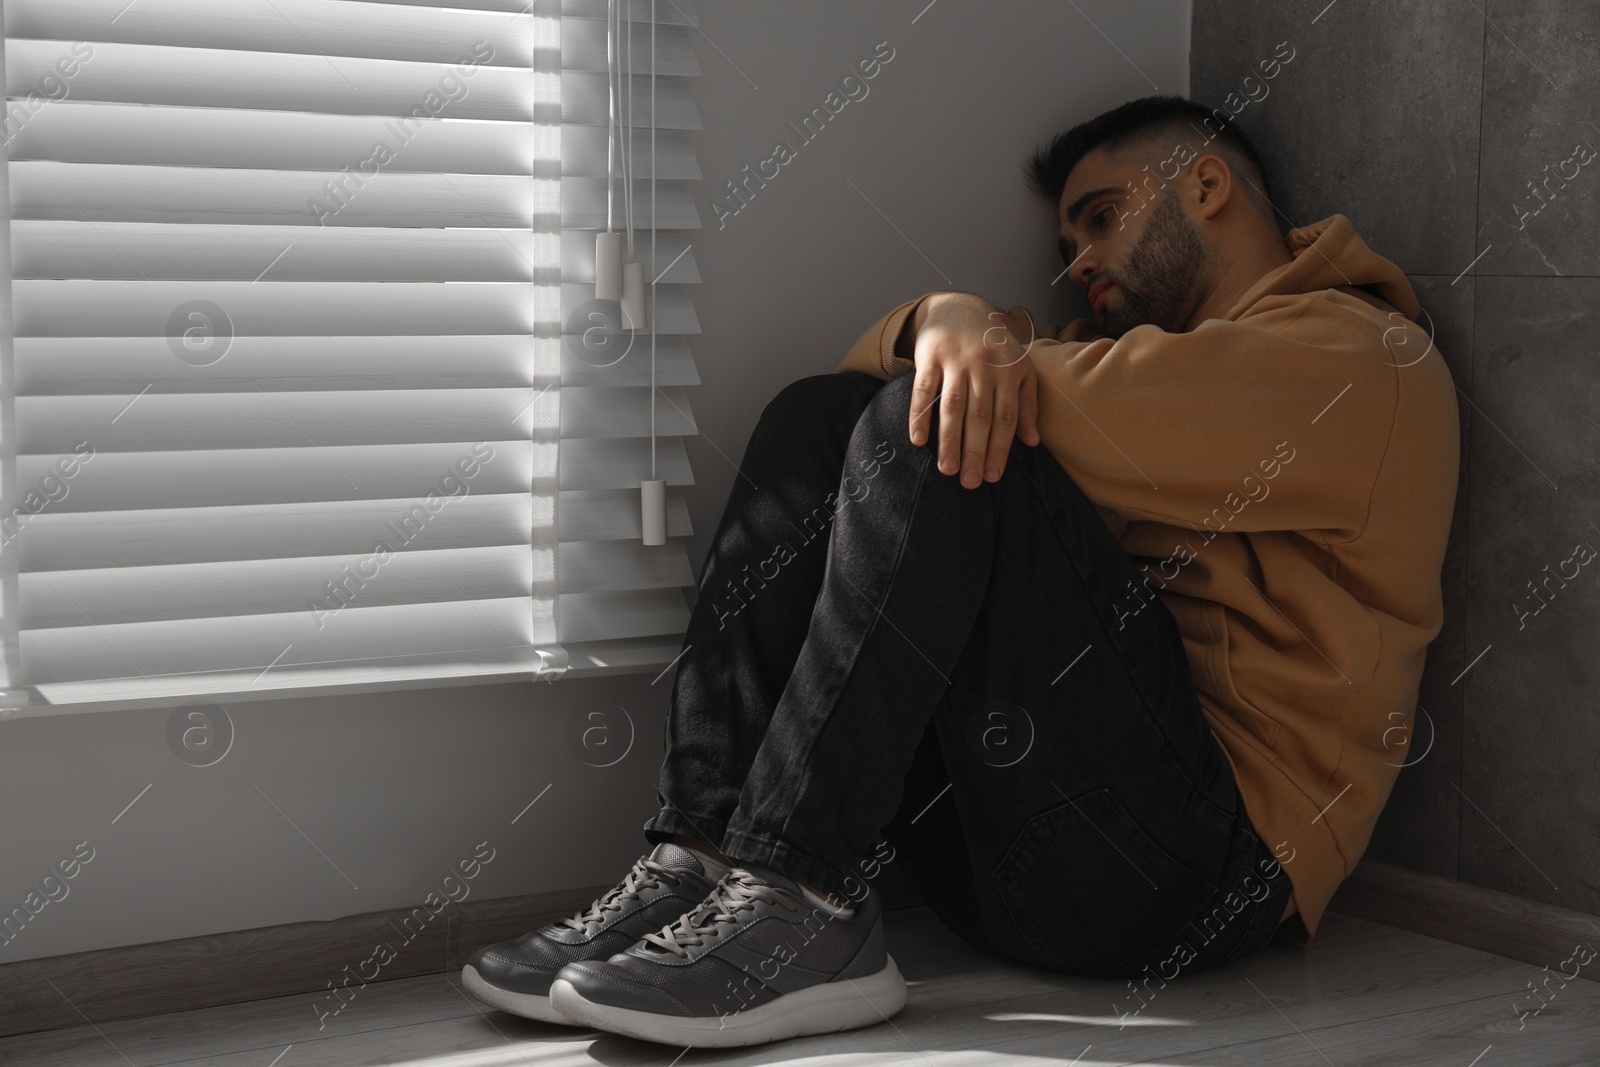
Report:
548,865,906,1047
461,842,720,1024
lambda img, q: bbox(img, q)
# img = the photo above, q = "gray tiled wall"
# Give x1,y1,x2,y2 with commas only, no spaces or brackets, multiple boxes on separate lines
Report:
1193,0,1599,915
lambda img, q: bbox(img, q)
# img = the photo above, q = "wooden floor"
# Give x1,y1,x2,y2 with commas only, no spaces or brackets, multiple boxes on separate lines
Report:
2,907,1595,1067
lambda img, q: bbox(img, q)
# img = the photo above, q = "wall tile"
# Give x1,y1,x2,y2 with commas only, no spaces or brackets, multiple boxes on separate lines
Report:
1462,275,1600,914
1191,0,1482,276
1476,0,1600,277
1197,0,1600,918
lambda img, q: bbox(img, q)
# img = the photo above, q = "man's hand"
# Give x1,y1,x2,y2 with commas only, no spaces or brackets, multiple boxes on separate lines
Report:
897,291,1041,487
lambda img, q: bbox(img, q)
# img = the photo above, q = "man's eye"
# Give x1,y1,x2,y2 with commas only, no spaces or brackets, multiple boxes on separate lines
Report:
1092,207,1114,229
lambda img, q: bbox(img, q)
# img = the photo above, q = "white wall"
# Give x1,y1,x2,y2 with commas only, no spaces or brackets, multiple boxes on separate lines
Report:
0,0,1190,965
0,678,670,963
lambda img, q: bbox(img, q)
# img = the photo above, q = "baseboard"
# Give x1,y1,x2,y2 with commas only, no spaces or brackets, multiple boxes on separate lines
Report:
1328,858,1600,981
0,883,608,1039
0,865,933,1040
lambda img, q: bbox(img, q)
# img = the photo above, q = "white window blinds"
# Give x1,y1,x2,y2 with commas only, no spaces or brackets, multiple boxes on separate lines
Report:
0,0,702,714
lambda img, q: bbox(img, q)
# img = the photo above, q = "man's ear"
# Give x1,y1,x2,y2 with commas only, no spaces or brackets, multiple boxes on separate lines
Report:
1190,154,1233,220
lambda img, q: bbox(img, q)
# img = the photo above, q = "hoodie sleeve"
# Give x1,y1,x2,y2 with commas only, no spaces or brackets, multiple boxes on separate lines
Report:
835,291,1396,539
1022,299,1399,539
835,295,929,381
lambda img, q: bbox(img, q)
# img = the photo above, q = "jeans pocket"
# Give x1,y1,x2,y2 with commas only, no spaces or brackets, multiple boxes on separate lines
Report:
991,786,1221,977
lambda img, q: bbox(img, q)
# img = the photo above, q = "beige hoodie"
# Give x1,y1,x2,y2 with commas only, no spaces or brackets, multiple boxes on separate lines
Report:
835,215,1459,938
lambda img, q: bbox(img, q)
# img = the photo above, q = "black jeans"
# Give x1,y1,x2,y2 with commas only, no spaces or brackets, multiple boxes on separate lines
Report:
644,370,1291,979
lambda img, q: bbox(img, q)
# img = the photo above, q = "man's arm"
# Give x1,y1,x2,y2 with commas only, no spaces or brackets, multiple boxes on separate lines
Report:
835,293,1063,377
846,290,1405,533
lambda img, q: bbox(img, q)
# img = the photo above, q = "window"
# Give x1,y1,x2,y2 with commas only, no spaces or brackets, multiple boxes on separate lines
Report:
0,0,702,713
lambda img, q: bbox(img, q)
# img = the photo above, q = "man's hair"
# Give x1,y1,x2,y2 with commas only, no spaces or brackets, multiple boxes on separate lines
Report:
1025,94,1279,231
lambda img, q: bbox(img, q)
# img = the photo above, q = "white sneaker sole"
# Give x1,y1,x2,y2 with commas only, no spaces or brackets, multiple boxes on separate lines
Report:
548,954,907,1048
461,964,579,1026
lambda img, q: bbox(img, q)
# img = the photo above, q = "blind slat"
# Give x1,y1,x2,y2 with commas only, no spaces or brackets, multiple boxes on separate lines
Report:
13,164,692,230
14,281,556,337
6,0,540,66
558,538,695,595
562,336,699,386
563,72,699,129
560,282,701,334
558,588,689,644
16,335,699,392
562,17,698,76
15,279,697,338
563,229,699,283
14,222,558,282
19,497,533,571
562,179,700,229
18,386,691,453
13,435,698,510
19,389,550,452
24,538,696,628
7,103,552,175
16,490,691,572
7,39,549,119
564,126,699,179
24,587,690,683
23,597,554,683
24,545,545,629
556,488,693,543
16,442,545,511
558,386,696,440
5,103,699,180
560,436,693,492
12,162,553,228
562,0,698,25
339,0,699,27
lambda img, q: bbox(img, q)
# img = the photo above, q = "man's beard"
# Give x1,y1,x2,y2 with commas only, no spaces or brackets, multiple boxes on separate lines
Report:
1096,191,1208,339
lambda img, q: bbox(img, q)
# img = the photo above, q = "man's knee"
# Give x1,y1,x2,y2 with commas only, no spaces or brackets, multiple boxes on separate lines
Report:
858,369,934,450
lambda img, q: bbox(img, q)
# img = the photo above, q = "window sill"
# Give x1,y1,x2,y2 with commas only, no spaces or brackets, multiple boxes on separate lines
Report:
5,635,686,718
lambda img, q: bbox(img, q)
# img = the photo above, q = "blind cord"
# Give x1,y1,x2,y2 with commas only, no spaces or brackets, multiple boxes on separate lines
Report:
605,0,615,234
650,0,657,480
623,4,635,259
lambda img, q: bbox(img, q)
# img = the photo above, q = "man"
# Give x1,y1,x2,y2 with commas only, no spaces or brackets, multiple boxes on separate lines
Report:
462,94,1459,1048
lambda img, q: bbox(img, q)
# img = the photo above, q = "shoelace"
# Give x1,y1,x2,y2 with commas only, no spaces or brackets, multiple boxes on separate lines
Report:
558,856,683,930
641,870,799,958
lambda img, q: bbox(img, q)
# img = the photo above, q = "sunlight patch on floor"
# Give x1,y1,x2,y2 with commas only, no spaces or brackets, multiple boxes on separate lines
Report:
983,1011,1192,1027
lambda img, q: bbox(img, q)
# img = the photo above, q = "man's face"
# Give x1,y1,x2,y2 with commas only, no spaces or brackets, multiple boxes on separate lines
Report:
1055,146,1210,339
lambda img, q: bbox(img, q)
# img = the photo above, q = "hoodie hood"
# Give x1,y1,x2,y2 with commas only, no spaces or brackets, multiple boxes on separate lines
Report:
1229,213,1422,322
